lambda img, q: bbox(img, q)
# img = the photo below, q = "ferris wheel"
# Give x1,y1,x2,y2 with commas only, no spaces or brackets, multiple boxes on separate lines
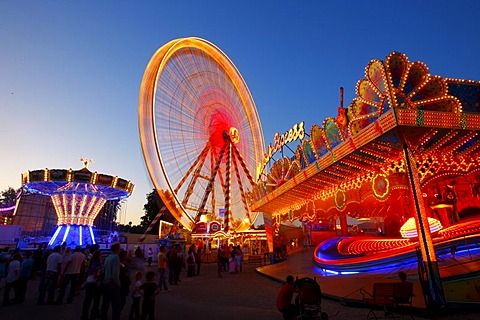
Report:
139,37,265,234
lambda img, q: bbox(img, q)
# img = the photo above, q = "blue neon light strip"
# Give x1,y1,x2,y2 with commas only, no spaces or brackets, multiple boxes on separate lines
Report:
62,225,71,243
48,225,62,246
89,227,96,244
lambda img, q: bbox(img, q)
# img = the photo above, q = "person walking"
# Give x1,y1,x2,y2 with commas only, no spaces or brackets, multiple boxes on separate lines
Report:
119,250,131,310
156,245,169,292
234,245,243,273
37,245,61,305
195,247,203,276
140,271,159,320
32,245,43,278
276,275,298,320
2,253,21,305
58,246,71,290
56,246,86,304
167,246,176,286
17,250,35,303
129,271,143,320
81,249,103,320
186,246,196,277
0,247,9,279
0,247,10,287
101,243,122,320
221,244,230,272
147,248,153,267
173,246,184,284
129,248,145,276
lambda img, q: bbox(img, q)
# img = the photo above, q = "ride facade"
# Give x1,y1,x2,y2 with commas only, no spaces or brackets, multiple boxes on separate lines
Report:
19,160,134,248
250,52,480,306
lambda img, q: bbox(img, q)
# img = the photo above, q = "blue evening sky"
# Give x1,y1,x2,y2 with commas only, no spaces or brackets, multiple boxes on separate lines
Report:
1,1,479,225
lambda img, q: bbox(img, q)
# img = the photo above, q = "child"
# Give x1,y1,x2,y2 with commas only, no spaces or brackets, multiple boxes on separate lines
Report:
129,271,143,320
140,271,159,320
186,248,195,277
147,248,153,267
229,257,236,274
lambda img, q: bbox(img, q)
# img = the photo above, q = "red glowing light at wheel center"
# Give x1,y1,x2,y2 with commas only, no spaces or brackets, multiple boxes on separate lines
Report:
208,109,235,149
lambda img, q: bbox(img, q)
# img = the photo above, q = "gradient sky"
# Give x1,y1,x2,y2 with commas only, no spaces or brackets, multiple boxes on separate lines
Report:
1,1,479,225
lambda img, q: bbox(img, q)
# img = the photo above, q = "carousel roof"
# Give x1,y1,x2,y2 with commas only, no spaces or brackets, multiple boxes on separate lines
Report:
22,167,134,201
251,52,480,216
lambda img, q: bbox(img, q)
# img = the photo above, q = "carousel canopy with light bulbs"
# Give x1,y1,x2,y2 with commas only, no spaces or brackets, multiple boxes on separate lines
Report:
21,162,134,248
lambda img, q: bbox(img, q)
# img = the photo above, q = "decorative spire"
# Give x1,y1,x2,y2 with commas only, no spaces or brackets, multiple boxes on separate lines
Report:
80,158,93,169
336,87,347,127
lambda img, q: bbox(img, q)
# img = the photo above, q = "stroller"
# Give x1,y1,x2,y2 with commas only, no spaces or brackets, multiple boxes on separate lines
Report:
295,277,328,320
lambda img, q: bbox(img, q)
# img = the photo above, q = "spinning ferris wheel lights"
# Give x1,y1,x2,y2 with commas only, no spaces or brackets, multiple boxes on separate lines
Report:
138,37,265,235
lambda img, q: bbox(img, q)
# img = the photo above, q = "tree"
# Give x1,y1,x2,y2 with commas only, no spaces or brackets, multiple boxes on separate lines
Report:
0,187,20,207
116,222,144,234
140,189,176,234
95,199,121,232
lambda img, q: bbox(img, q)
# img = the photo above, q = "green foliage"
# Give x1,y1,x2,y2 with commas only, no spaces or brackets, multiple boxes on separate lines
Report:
118,189,176,235
117,222,144,234
0,187,20,207
141,189,160,231
140,189,176,234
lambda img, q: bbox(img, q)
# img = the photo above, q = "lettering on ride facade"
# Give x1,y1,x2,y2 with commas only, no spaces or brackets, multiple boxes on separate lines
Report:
255,121,305,181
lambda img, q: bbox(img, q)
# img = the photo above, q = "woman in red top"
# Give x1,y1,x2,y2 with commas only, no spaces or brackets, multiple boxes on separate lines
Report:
276,275,298,319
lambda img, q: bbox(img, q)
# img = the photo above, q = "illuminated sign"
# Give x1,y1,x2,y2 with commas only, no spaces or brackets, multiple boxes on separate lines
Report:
209,221,221,233
195,222,207,233
256,121,305,181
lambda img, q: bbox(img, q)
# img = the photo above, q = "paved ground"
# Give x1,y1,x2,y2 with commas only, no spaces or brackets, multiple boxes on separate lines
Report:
256,247,480,320
0,262,361,320
1,249,479,320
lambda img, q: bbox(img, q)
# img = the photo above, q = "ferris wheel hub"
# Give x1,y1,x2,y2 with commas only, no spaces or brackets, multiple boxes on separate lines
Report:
229,127,240,144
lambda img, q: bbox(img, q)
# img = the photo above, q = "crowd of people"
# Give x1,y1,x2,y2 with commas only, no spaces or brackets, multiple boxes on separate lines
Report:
1,247,35,306
0,241,254,319
216,244,245,278
0,242,192,320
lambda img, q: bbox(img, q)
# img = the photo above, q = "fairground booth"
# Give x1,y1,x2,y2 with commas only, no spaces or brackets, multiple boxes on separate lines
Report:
250,52,480,307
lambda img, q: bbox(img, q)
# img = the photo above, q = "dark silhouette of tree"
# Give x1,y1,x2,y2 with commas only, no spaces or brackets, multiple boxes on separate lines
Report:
0,187,19,224
94,199,121,233
0,187,20,207
140,189,176,234
117,221,144,234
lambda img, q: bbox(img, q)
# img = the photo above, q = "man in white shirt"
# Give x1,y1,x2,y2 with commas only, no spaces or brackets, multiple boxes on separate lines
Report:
101,243,121,320
56,246,86,304
2,253,21,305
38,245,62,305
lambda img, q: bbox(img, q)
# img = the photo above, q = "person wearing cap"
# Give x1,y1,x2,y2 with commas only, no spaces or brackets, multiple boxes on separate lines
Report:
56,246,86,304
